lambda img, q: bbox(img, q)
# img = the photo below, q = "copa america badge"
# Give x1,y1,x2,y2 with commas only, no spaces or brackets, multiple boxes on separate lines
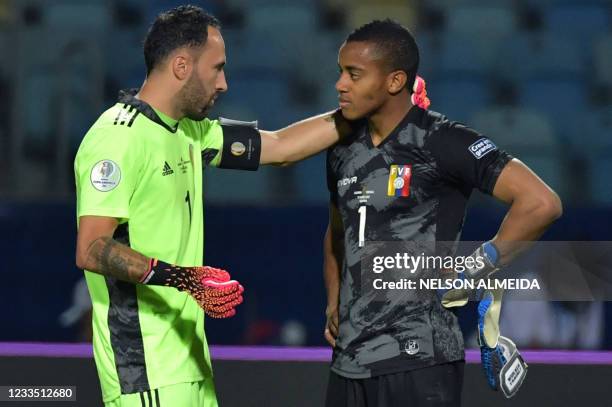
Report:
90,160,121,192
231,142,246,156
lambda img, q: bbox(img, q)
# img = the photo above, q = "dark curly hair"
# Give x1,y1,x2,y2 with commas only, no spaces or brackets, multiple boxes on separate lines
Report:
346,19,419,91
143,5,221,75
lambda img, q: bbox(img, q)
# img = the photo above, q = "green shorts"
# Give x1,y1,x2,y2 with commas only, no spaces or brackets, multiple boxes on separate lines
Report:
104,379,217,407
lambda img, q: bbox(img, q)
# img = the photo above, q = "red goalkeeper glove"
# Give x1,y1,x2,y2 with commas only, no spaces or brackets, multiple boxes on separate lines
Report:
140,259,244,318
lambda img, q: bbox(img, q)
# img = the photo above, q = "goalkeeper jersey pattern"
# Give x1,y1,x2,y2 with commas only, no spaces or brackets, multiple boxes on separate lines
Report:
326,106,512,378
74,89,259,402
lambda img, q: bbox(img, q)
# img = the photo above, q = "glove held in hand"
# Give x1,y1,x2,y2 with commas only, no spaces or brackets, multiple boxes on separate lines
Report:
478,290,528,399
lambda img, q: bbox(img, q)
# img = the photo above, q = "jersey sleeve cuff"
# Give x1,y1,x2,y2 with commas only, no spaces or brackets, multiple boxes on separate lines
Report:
77,207,129,220
481,153,513,195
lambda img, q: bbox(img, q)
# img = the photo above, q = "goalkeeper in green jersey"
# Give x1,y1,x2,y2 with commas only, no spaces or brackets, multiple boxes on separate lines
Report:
74,5,349,406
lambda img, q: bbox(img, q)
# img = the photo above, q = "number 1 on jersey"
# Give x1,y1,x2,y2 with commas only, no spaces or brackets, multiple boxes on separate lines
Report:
358,206,366,247
185,190,192,224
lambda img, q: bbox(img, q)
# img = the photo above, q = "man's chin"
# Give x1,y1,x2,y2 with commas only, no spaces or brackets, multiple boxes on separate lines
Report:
186,108,210,121
341,107,364,121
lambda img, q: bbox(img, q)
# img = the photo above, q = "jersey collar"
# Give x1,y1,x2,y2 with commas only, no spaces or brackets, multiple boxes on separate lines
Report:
365,105,424,149
118,88,180,133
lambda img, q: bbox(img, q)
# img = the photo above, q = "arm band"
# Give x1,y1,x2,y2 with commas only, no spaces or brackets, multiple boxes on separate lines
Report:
218,117,261,171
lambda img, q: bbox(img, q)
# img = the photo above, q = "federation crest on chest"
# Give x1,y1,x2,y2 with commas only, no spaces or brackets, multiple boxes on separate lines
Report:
387,164,412,197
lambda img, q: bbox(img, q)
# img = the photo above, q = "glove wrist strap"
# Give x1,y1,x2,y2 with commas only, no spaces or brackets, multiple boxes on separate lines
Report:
140,259,177,286
465,241,501,280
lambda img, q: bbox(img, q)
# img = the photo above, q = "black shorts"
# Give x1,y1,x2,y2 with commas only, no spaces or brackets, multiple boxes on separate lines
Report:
325,361,465,407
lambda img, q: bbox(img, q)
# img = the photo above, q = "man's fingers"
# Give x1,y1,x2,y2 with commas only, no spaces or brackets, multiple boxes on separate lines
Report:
206,308,237,319
202,279,243,297
324,328,336,347
330,314,339,335
211,295,244,310
199,266,231,282
205,287,244,304
204,295,244,317
329,323,338,337
203,295,243,314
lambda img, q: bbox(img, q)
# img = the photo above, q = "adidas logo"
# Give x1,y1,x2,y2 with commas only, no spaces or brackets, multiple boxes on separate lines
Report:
162,161,174,176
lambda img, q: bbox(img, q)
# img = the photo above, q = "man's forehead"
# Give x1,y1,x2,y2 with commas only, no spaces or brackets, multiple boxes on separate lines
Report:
206,26,224,49
339,41,381,66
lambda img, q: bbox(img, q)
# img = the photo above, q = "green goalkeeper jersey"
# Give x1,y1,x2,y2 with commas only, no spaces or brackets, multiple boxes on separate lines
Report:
74,89,260,402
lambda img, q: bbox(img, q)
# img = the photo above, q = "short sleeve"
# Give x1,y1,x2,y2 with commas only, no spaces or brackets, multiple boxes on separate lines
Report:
74,126,142,221
425,123,512,195
198,119,224,167
198,118,261,171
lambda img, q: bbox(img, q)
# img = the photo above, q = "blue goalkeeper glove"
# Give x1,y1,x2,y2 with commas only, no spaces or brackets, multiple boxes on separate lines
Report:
478,289,528,398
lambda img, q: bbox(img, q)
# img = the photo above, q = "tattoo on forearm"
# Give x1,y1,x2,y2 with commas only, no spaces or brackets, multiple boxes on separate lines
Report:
86,237,149,283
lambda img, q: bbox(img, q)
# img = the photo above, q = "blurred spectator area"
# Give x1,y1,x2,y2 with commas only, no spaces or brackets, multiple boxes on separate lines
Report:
1,0,611,204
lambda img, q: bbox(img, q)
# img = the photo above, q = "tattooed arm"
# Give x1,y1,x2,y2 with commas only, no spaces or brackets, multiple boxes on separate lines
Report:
76,216,149,283
75,215,244,317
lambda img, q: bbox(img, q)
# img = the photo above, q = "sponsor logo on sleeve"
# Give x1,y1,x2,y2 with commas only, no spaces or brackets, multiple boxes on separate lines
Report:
469,138,497,159
90,160,121,192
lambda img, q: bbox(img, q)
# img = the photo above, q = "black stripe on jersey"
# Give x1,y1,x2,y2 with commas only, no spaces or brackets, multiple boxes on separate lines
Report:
201,148,219,167
113,104,128,125
113,104,140,127
120,106,135,126
118,89,179,133
140,392,146,407
106,223,150,394
128,110,140,127
147,390,153,406
114,223,130,246
155,389,161,406
106,278,150,394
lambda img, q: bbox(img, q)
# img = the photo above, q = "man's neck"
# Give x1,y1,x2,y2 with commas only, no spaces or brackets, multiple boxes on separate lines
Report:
136,77,182,120
368,99,414,147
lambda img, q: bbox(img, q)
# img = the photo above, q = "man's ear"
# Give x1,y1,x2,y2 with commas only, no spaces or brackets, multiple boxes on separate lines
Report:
387,70,408,95
171,53,191,81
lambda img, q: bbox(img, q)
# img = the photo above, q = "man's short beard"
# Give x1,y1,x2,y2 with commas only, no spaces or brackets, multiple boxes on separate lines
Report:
178,72,211,121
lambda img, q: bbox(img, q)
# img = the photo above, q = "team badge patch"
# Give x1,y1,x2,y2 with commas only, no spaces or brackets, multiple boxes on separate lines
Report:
90,160,121,192
404,339,419,355
387,164,412,197
469,138,497,159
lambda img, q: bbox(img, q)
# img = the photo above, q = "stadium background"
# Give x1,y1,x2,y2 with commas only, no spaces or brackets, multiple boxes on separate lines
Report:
0,0,612,354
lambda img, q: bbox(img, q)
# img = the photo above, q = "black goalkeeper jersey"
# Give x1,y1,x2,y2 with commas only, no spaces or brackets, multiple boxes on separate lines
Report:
326,106,512,378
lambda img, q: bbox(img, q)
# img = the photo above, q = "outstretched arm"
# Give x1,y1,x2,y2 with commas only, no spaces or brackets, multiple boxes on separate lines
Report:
260,110,352,166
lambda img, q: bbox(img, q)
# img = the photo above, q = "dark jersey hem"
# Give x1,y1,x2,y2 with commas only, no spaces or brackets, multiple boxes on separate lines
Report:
330,356,465,379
